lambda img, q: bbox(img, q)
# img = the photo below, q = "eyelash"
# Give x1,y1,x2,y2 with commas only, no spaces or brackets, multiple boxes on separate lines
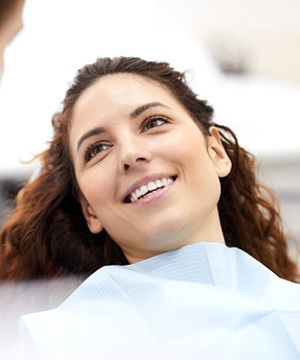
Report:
84,142,111,163
83,115,170,163
142,115,169,131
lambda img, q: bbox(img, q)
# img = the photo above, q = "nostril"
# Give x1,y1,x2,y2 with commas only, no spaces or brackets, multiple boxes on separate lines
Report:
121,154,150,172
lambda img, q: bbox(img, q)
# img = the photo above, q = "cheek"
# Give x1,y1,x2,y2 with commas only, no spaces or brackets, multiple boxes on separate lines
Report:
171,129,208,167
176,131,221,193
78,170,114,207
161,129,203,162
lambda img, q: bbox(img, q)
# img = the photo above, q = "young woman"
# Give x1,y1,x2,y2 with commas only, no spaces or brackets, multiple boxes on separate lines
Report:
1,57,299,359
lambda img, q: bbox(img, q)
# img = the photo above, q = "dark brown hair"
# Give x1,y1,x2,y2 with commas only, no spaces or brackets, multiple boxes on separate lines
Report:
0,56,298,282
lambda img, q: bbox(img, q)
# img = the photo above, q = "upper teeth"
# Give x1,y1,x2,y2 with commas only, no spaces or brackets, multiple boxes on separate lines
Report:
130,177,173,203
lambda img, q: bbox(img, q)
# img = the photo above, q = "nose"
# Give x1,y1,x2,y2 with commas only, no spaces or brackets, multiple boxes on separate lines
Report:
119,137,152,172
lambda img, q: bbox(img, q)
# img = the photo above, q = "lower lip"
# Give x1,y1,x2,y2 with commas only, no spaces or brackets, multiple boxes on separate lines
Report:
130,181,175,206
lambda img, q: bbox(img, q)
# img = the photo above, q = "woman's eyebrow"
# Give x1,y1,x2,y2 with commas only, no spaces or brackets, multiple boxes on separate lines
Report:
130,102,170,118
76,102,169,152
77,127,105,153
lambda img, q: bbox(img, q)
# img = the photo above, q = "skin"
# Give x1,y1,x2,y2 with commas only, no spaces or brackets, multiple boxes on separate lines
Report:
69,74,232,263
0,0,25,72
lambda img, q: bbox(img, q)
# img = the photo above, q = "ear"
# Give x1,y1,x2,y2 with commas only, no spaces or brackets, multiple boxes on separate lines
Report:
207,126,232,178
80,197,103,234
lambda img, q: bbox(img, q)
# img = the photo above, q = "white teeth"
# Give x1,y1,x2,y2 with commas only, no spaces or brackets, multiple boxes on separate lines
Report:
155,179,163,187
140,185,148,196
136,188,141,198
162,178,168,186
131,192,138,202
129,177,174,203
147,181,156,191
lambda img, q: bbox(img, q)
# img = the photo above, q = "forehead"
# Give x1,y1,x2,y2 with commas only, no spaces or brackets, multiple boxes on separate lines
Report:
73,73,175,113
69,72,185,141
69,73,182,140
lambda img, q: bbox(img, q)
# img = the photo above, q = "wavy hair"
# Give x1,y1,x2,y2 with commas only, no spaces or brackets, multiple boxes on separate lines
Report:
0,56,298,282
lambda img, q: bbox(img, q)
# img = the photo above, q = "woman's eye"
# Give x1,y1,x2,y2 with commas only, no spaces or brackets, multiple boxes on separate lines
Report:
144,116,168,131
85,143,110,163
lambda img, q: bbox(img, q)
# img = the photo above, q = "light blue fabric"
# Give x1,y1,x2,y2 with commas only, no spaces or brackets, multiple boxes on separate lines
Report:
19,242,300,359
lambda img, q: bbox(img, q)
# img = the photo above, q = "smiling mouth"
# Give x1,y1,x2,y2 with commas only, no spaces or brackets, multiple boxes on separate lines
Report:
124,176,176,203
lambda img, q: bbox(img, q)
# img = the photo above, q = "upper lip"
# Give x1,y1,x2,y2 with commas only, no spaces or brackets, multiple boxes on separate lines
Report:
122,173,176,203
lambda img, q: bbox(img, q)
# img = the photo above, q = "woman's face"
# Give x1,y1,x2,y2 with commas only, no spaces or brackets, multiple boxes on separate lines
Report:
69,74,231,263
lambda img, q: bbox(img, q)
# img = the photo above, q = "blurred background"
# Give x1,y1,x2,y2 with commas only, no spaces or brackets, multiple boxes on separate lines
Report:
0,0,299,252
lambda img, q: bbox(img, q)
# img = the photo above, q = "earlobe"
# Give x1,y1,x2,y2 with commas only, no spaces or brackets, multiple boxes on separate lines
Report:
80,198,103,234
208,126,232,178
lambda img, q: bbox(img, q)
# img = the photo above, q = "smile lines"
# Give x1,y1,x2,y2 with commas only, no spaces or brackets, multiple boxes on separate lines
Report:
129,177,174,203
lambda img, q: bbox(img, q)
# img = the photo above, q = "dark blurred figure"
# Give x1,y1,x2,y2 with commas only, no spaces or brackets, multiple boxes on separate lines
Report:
0,0,26,224
0,0,25,78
